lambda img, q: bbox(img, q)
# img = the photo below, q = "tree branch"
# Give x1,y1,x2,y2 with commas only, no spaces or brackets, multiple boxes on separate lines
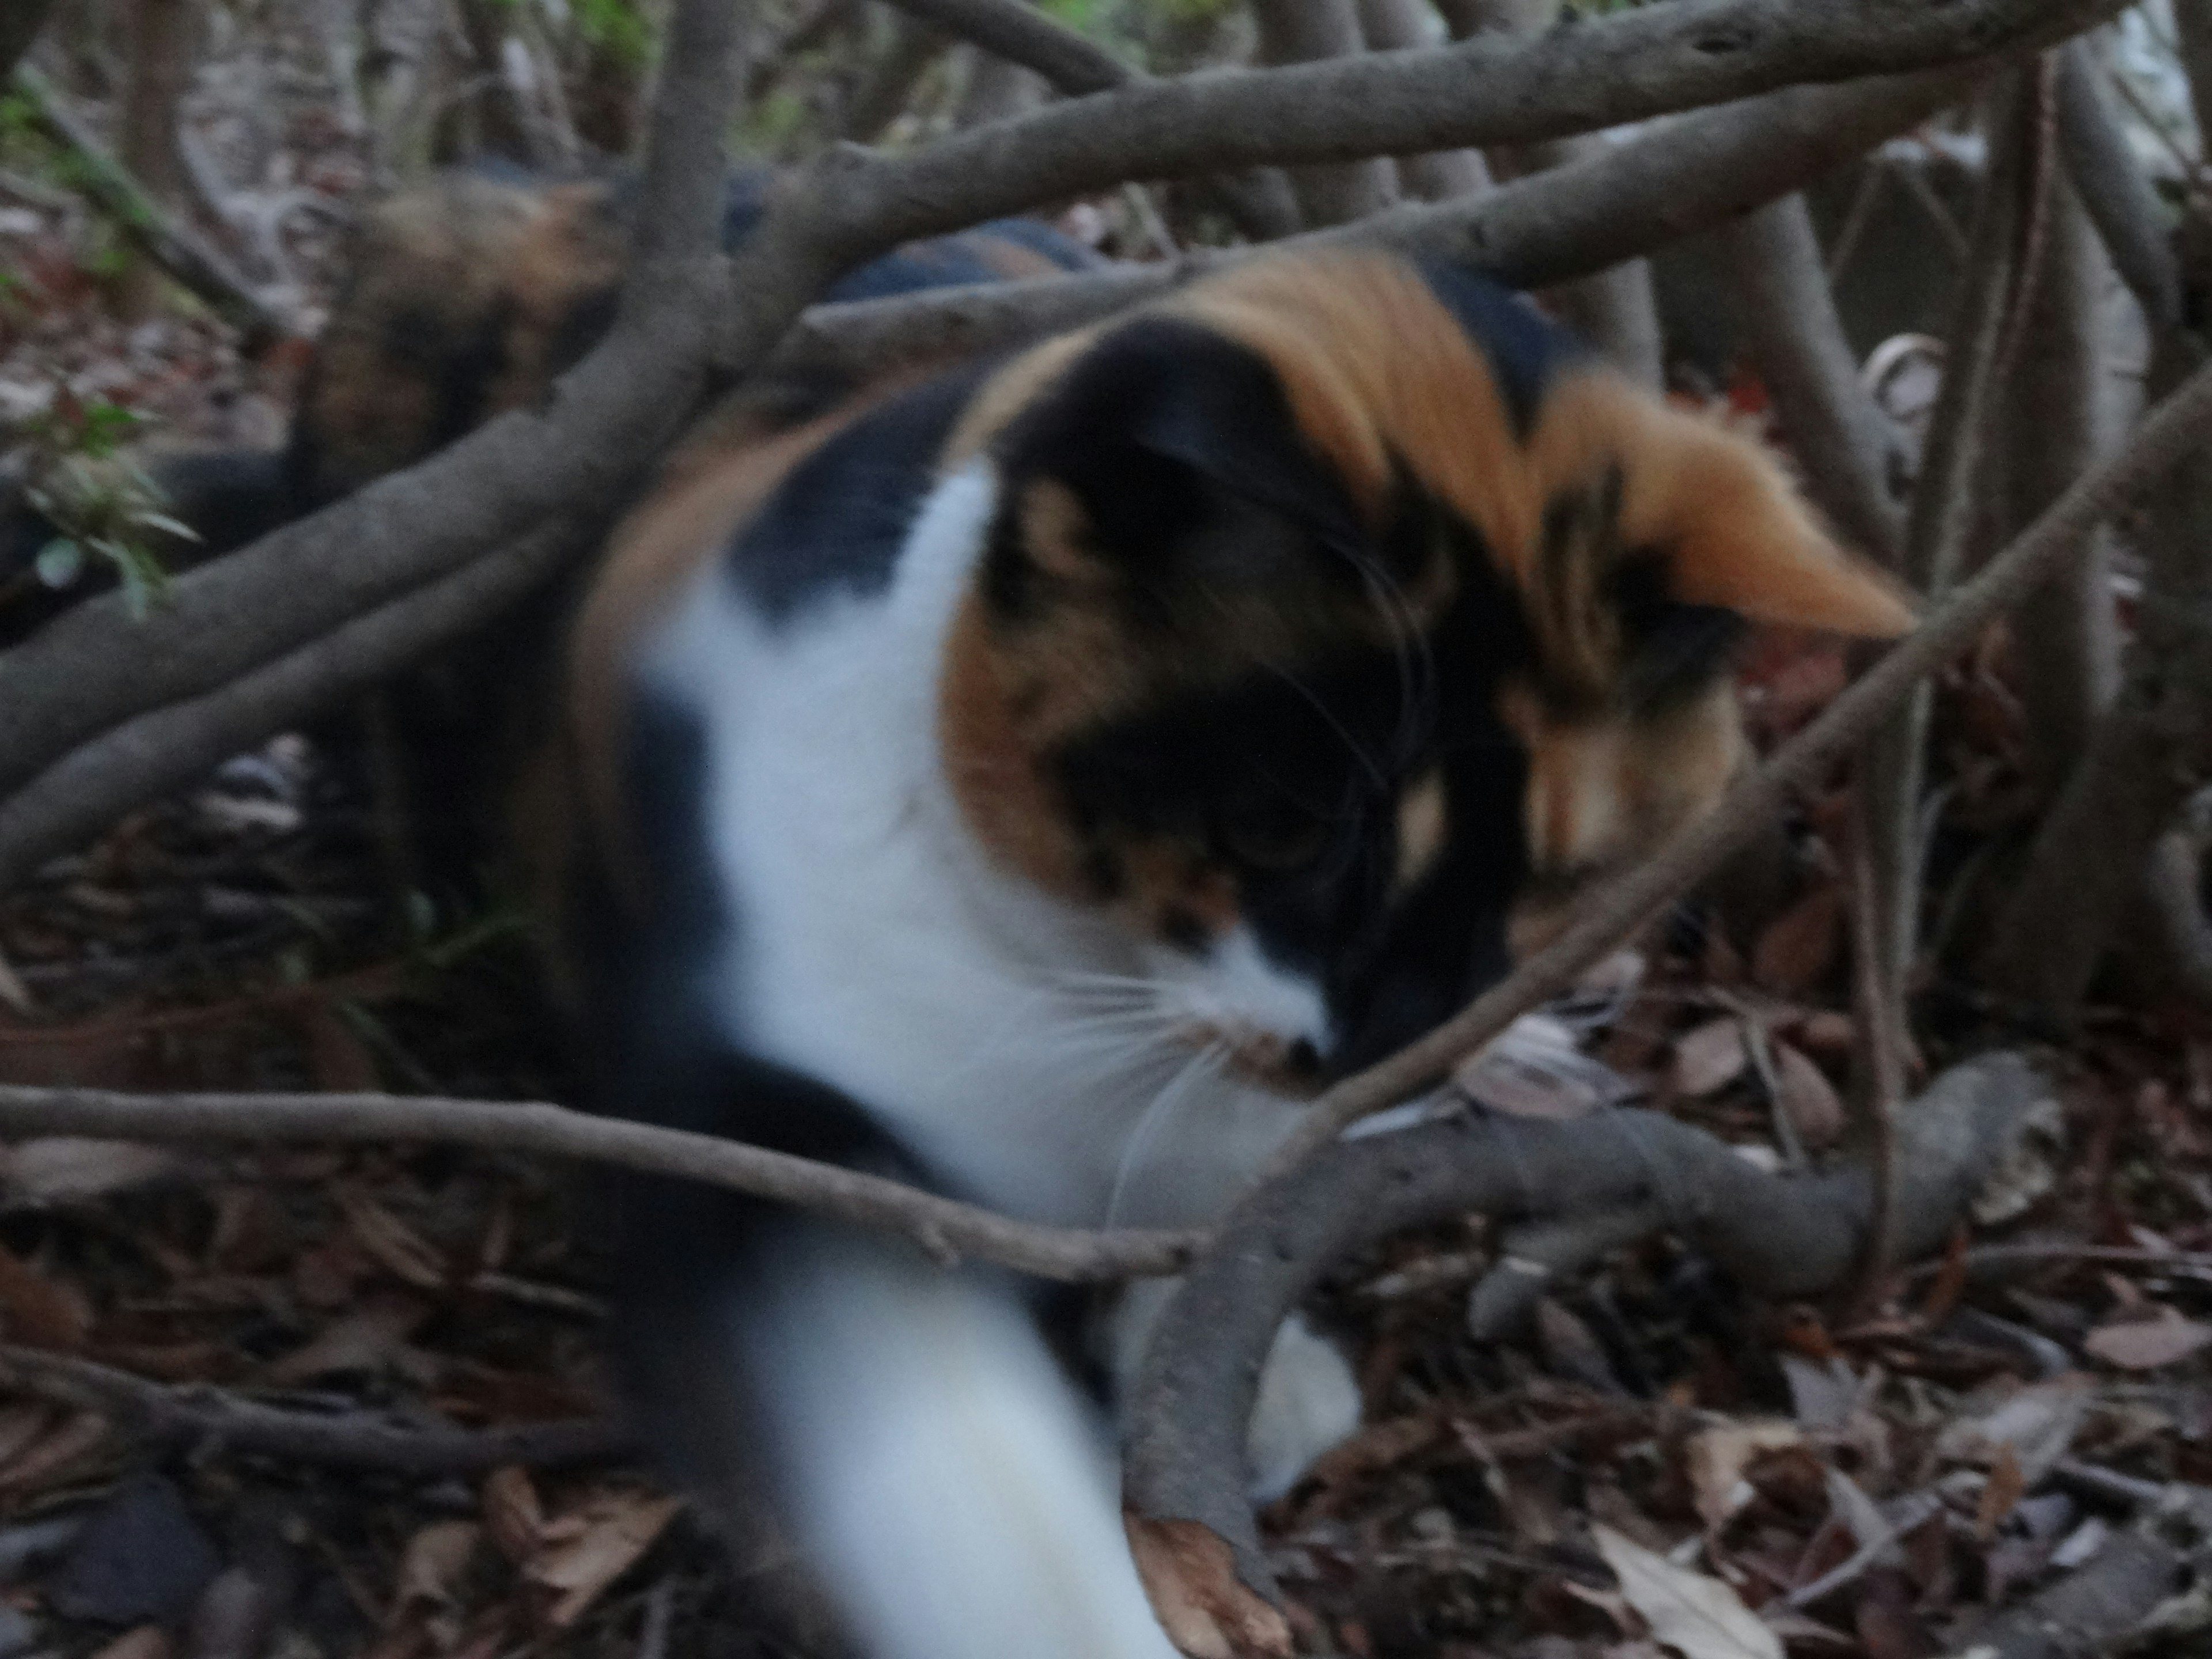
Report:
0,0,749,807
0,517,596,894
1715,193,1908,560
1256,345,2212,1181
772,65,1993,392
1124,1053,2056,1641
11,65,290,344
0,1085,1203,1283
2054,37,2181,329
0,1346,627,1475
0,0,2123,834
880,0,1130,94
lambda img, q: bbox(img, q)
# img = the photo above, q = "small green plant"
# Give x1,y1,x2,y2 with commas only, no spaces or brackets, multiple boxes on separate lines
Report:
12,393,194,619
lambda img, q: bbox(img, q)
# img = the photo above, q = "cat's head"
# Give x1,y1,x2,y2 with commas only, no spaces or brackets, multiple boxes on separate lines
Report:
940,252,1910,1089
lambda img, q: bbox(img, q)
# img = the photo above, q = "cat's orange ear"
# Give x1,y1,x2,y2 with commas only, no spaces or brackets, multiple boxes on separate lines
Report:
1543,378,1918,638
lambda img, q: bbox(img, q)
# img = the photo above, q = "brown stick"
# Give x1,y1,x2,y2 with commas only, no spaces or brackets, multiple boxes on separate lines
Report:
0,0,2124,821
1126,1053,2055,1634
1715,194,1907,562
0,1346,628,1474
0,1085,1203,1283
12,64,289,344
773,65,1993,391
1257,346,2212,1181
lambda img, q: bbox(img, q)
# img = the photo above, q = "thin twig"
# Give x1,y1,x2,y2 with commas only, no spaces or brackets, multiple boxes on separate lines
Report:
0,1345,627,1474
0,1085,1203,1283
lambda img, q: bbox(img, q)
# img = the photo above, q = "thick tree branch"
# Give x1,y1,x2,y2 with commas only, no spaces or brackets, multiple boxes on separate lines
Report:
1456,0,1661,385
1716,194,1908,560
0,0,2123,828
2054,38,2181,329
881,0,1130,94
1253,0,1397,226
1125,1053,2056,1639
1257,347,2212,1180
0,1085,1203,1282
0,517,596,894
772,66,1991,391
0,0,748,806
0,1346,627,1474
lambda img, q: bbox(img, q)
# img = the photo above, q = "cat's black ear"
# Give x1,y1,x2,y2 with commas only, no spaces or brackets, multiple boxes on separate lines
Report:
995,316,1367,581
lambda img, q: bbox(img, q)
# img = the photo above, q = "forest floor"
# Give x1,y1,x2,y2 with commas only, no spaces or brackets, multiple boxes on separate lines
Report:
7,46,2212,1659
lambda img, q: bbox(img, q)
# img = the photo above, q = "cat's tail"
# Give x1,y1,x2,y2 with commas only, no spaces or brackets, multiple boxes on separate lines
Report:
620,1190,1183,1659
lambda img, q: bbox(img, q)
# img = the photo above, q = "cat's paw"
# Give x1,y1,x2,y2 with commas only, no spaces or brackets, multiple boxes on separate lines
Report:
1245,1313,1361,1503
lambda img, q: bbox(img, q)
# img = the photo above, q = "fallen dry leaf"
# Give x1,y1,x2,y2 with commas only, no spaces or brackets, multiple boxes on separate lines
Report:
0,1138,181,1205
1126,1513,1292,1659
1687,1421,1802,1529
1752,887,1842,996
338,1190,449,1291
1936,1377,2090,1484
391,1520,480,1619
482,1465,547,1566
2084,1308,2212,1371
1771,1044,1844,1149
0,1240,90,1349
1672,1019,1748,1098
1593,1524,1782,1659
265,1300,430,1386
89,1627,172,1659
1975,1444,2025,1541
525,1491,683,1628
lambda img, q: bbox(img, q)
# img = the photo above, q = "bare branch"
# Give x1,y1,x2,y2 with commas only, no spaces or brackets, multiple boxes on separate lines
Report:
1995,169,2125,794
0,1346,627,1475
1357,0,1490,199
10,65,290,344
2054,37,2182,328
1257,345,2212,1179
0,517,594,893
1253,0,1397,225
1862,67,2046,1016
775,66,1992,391
1715,194,1908,560
1453,0,1661,384
0,0,749,810
1126,1053,2055,1625
0,1085,1203,1282
880,0,1130,94
0,0,2125,830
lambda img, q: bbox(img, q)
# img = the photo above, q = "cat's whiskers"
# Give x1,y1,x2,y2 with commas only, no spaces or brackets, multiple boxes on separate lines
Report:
1104,1037,1232,1230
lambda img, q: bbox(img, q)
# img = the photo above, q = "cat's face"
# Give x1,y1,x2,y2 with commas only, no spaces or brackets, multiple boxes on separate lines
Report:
941,254,1910,1090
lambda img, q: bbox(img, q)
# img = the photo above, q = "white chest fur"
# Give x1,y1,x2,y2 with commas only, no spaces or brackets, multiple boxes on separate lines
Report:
638,463,1309,1229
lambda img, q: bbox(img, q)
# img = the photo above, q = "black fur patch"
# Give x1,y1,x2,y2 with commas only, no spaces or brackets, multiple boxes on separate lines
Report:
724,360,995,623
1416,260,1587,437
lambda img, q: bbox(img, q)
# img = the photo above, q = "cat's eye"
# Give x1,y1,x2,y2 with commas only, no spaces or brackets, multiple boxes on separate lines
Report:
1216,801,1332,873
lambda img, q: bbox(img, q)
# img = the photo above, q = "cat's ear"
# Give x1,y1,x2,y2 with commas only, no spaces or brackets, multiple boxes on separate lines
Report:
1550,379,1917,639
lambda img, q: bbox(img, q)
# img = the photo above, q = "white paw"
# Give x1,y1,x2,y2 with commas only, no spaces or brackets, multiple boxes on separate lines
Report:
1244,1313,1361,1503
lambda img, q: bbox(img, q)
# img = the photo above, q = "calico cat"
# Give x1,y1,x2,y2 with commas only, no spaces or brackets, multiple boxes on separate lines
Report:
556,247,1913,1659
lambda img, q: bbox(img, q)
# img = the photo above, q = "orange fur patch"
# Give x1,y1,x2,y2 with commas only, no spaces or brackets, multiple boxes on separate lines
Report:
1526,374,1917,638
